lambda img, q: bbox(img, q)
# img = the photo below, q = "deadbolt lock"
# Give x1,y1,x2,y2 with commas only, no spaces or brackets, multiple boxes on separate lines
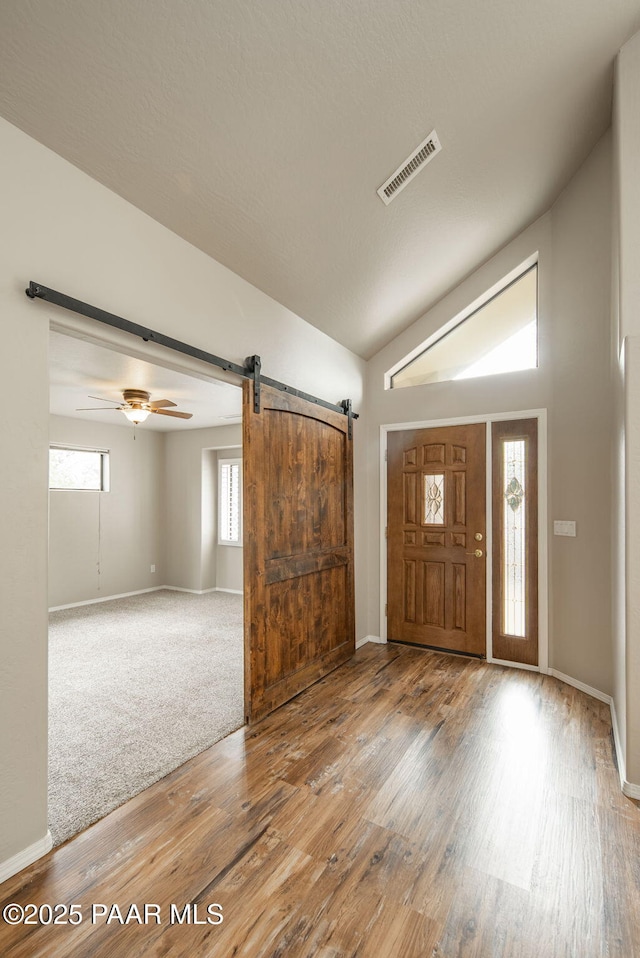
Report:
475,533,483,541
465,549,483,558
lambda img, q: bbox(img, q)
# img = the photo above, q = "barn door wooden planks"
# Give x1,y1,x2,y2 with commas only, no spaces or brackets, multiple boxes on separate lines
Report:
243,381,355,722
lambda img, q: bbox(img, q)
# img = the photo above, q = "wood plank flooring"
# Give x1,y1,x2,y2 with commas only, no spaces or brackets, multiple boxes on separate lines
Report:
1,644,639,957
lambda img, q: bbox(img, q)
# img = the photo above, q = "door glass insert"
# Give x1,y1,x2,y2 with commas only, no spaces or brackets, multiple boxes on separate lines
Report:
424,474,445,525
503,440,526,637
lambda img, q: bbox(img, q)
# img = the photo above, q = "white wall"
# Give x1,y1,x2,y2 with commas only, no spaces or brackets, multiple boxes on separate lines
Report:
214,449,244,593
200,445,245,593
611,53,627,781
48,416,165,607
216,540,243,592
547,134,613,691
201,448,218,592
49,418,243,607
0,115,365,874
613,29,640,786
624,339,640,785
164,425,242,591
366,133,613,696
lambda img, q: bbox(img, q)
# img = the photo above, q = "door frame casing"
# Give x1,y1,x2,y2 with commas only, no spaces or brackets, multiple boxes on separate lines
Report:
380,409,548,672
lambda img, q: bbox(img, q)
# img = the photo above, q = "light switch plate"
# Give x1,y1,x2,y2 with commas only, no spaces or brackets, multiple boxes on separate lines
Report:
554,520,576,537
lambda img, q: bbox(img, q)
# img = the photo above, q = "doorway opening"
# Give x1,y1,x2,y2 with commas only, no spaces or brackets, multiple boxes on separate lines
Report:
48,325,245,845
381,410,547,671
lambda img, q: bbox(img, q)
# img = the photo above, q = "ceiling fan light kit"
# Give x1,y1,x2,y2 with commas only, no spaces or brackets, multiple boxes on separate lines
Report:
77,388,194,426
123,406,150,424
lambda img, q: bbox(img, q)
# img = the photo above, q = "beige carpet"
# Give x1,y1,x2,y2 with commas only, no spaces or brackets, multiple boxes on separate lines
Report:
48,589,243,846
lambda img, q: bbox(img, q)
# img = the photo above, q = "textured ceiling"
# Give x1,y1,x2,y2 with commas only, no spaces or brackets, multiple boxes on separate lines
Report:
1,0,639,358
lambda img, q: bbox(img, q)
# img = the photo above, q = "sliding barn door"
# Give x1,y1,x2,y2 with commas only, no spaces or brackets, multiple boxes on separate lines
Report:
243,381,355,723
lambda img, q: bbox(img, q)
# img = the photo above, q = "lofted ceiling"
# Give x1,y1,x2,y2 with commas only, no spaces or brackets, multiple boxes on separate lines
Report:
1,0,639,359
49,331,242,431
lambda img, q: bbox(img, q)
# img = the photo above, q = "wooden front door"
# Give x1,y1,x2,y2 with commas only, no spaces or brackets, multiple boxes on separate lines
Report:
387,423,486,656
243,381,355,723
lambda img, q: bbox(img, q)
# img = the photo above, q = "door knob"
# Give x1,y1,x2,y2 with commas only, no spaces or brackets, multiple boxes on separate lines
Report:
475,533,483,541
465,549,483,558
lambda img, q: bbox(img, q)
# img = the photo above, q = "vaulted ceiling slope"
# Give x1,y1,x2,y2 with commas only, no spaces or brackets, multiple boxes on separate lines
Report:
1,1,638,358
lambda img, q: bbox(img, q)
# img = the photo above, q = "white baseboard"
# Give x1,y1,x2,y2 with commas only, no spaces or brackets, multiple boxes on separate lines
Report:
49,587,163,611
50,586,245,610
0,831,53,885
549,671,640,799
167,587,243,596
490,657,540,673
609,699,640,799
622,780,640,800
548,669,611,704
610,698,627,793
163,586,217,595
356,635,385,648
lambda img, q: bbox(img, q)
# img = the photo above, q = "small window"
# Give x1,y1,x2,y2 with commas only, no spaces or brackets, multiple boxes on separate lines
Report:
390,264,538,388
218,458,242,546
49,446,110,491
491,419,538,666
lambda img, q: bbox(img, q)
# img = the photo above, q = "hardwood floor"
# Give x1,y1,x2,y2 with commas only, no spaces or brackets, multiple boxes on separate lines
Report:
1,644,639,957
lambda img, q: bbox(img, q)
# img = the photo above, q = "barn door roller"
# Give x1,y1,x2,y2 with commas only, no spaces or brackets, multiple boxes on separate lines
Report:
247,354,261,414
341,399,354,439
26,282,358,434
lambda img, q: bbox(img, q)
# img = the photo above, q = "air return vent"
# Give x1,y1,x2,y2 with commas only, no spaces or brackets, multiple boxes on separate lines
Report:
377,130,442,205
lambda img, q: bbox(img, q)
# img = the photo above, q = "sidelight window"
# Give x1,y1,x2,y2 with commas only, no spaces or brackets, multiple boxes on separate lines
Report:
502,440,526,637
491,420,538,665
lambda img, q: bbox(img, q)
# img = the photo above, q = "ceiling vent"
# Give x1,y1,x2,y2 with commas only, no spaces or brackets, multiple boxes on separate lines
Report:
377,130,442,205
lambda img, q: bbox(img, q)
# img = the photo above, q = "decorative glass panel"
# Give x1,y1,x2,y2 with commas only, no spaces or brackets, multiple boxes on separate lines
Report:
503,440,526,636
424,474,445,525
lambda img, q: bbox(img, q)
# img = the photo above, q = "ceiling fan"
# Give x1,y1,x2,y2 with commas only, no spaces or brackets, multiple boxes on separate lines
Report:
77,389,193,425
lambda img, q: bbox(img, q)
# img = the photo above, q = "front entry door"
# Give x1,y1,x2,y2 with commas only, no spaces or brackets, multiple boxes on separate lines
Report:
387,423,486,656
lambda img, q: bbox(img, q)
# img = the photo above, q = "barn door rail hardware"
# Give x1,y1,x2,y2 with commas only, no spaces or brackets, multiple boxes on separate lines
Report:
247,354,261,414
341,399,354,439
25,282,358,431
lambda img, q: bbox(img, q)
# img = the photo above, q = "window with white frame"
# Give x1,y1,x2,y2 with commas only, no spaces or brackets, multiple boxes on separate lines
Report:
389,263,538,389
49,445,110,491
218,458,242,546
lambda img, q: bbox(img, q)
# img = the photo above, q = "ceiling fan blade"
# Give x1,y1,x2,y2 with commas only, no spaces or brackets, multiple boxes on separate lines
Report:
151,408,193,419
148,399,177,409
76,406,122,411
88,395,119,403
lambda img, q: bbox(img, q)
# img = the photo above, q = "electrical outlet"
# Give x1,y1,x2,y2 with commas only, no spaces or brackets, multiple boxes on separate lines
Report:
150,564,156,573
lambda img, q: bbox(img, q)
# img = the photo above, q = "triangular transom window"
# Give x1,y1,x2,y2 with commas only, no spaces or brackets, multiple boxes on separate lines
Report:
390,264,538,389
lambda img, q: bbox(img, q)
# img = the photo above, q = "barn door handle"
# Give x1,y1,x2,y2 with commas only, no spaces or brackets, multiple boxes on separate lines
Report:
465,549,483,558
